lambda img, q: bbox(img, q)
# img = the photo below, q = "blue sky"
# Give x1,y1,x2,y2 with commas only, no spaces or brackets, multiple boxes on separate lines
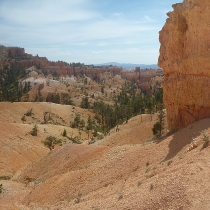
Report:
0,0,182,64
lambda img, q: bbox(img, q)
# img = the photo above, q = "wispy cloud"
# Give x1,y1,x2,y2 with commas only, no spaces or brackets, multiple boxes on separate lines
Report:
92,51,103,54
0,0,98,26
143,15,157,22
0,0,180,64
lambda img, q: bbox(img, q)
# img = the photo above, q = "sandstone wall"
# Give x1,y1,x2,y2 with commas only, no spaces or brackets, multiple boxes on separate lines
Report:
158,0,210,130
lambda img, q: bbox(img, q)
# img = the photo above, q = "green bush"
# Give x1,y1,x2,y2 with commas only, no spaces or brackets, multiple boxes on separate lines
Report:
30,124,38,136
25,108,33,116
201,130,210,150
42,136,62,150
0,184,3,194
0,176,10,180
62,128,67,137
21,115,26,123
152,121,161,136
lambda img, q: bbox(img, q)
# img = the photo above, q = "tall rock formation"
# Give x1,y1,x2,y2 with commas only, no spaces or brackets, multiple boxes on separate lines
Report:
158,0,210,130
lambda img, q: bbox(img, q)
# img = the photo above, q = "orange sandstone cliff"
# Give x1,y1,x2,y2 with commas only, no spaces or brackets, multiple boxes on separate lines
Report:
158,0,210,130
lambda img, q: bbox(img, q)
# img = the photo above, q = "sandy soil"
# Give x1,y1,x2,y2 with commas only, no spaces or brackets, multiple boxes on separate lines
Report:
98,114,158,147
1,102,210,209
0,102,92,177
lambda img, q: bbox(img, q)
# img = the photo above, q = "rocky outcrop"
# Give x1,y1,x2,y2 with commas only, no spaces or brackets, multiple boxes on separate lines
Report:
0,45,32,59
158,0,210,130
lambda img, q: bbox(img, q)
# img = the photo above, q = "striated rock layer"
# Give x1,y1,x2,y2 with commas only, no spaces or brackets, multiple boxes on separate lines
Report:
158,0,210,130
0,45,163,89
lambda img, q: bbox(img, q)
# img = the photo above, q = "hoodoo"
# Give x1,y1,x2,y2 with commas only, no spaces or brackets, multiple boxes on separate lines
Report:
158,0,210,130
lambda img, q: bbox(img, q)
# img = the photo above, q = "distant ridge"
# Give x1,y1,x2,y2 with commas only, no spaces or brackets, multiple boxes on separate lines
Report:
94,62,160,69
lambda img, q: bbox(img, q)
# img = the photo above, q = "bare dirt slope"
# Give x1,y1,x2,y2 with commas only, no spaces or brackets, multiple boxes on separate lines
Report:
1,102,210,210
98,114,158,147
0,102,92,177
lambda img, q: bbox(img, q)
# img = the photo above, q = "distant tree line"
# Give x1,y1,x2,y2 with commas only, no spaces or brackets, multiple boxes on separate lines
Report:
0,64,31,102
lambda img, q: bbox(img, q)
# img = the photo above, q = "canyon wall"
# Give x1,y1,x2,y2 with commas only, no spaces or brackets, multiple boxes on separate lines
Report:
0,45,163,87
158,0,210,130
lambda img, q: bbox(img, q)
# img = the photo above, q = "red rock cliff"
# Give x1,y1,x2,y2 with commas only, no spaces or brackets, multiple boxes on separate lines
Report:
158,0,210,130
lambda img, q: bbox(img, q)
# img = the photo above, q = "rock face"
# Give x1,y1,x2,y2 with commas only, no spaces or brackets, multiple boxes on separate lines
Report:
0,45,163,89
158,0,210,130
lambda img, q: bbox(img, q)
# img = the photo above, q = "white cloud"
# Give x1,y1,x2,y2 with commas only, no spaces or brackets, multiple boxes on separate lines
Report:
144,15,157,22
0,0,170,64
92,51,103,54
111,12,124,18
0,0,98,26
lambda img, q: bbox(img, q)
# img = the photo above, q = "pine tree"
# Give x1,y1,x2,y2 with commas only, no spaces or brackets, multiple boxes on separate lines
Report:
30,124,38,136
152,103,165,137
21,115,26,123
62,128,67,137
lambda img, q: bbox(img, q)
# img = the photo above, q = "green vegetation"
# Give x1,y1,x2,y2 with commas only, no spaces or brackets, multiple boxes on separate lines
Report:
200,130,210,150
21,115,26,123
0,176,10,180
46,92,75,105
118,194,123,200
101,85,105,94
34,88,44,102
30,124,38,136
90,83,164,136
0,64,30,102
80,96,90,109
66,135,82,144
62,128,67,137
152,103,165,137
61,93,74,105
70,113,85,130
0,184,3,194
42,136,62,150
25,108,33,116
43,111,51,124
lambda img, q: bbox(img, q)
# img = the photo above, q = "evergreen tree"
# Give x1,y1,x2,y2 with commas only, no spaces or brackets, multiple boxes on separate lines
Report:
80,97,90,109
152,103,165,137
0,65,27,102
30,124,38,136
53,93,60,104
62,128,67,137
21,115,26,123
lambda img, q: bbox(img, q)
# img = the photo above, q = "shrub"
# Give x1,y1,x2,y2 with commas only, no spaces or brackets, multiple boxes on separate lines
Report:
152,122,161,136
67,135,82,144
30,124,38,136
43,112,51,124
42,136,62,150
150,183,154,191
25,108,33,116
62,128,67,137
21,115,26,123
118,194,123,200
201,130,210,150
70,113,85,130
152,104,165,137
0,184,3,194
0,176,10,180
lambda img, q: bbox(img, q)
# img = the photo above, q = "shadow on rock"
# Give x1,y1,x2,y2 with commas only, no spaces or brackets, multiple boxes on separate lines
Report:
157,118,210,161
